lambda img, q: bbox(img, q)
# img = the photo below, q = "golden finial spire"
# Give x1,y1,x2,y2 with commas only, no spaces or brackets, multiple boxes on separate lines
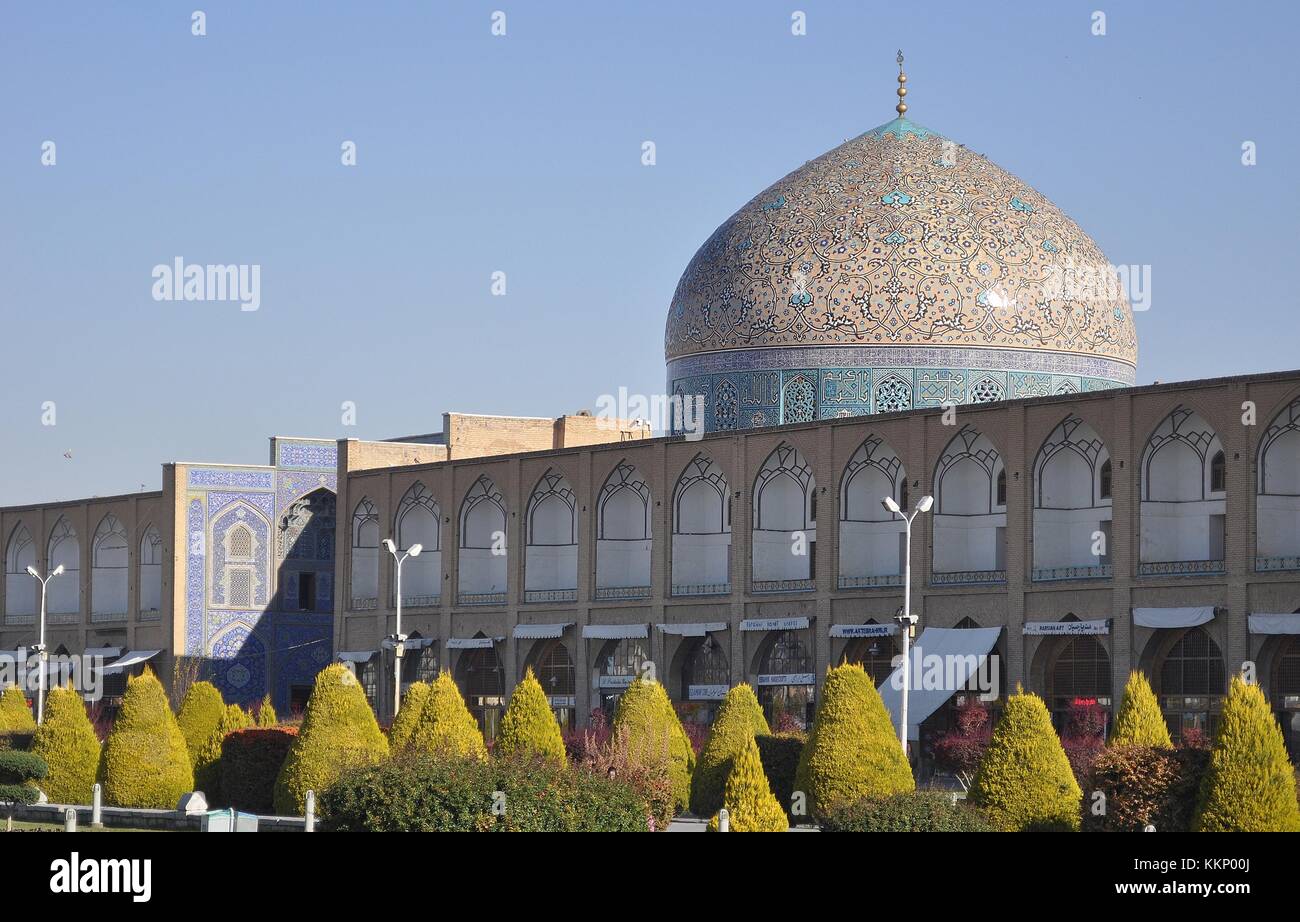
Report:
895,49,908,117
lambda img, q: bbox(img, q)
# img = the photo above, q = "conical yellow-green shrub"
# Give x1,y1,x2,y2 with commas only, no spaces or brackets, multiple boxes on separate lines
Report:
388,681,429,752
707,735,788,832
0,684,35,732
691,683,769,817
1193,677,1300,832
613,676,696,811
1109,671,1173,749
256,694,277,727
969,689,1081,831
176,681,225,766
99,671,194,808
408,672,487,760
496,668,566,766
31,685,100,804
273,664,390,814
794,663,913,818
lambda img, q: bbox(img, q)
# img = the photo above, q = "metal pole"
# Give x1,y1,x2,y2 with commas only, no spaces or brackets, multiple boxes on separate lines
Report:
393,552,403,718
898,513,911,752
37,575,48,725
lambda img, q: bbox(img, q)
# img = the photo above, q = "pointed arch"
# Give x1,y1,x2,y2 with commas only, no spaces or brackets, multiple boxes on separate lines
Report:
350,496,379,608
394,482,441,606
46,517,81,616
91,513,128,620
932,426,1006,582
752,442,816,589
595,460,652,598
524,468,578,601
458,476,507,604
4,524,37,621
1031,416,1113,580
671,453,731,595
138,524,162,617
1139,406,1226,574
1257,396,1300,568
838,435,907,588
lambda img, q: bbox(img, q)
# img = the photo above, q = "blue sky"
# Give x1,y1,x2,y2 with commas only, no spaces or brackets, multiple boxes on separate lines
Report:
2,1,1296,505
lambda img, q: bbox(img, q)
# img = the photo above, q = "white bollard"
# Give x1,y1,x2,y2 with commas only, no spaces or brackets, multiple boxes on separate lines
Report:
1143,824,1156,832
718,808,730,832
64,808,77,832
304,790,316,832
91,783,103,828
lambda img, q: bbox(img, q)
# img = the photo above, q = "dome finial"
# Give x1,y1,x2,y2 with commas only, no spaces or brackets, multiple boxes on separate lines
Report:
895,49,908,117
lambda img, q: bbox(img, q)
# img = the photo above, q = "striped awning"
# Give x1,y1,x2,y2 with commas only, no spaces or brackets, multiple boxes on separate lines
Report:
513,623,573,640
829,623,898,639
446,637,503,649
656,622,727,637
740,617,809,632
336,650,376,664
581,623,648,640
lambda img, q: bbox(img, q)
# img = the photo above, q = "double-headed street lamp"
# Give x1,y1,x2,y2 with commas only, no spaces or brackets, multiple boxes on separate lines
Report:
382,539,422,717
26,564,65,724
881,493,933,754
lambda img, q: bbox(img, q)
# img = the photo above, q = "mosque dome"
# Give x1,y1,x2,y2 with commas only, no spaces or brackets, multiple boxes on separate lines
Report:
665,61,1137,431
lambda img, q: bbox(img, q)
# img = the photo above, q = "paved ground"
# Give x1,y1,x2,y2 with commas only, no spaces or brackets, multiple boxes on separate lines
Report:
666,815,819,832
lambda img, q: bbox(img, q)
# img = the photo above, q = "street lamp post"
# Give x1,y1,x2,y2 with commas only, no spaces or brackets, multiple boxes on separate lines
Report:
383,539,422,718
882,493,933,754
26,564,65,725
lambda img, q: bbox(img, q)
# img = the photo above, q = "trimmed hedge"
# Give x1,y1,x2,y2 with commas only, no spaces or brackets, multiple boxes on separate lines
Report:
0,749,48,804
176,681,226,767
221,727,298,814
969,689,1081,831
755,733,804,820
256,694,277,728
31,685,100,804
388,681,429,752
613,677,696,812
706,735,787,832
1109,671,1173,749
795,663,913,818
409,673,487,760
690,683,769,817
321,753,652,832
1083,743,1209,832
273,664,389,815
0,685,35,733
1194,677,1300,831
822,791,993,832
99,671,194,808
195,704,254,802
496,668,566,766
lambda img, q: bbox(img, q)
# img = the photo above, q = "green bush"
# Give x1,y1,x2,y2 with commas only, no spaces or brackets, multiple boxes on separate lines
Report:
496,668,566,766
969,689,1081,831
273,664,390,815
176,681,226,767
1109,671,1173,749
0,749,48,804
256,694,277,728
1194,677,1300,831
795,663,913,818
320,753,651,832
613,677,696,812
0,732,34,752
409,672,487,760
755,733,804,820
388,681,429,752
690,683,769,817
220,727,298,814
0,685,35,733
706,735,787,832
31,685,100,804
1083,743,1209,832
822,791,993,832
99,671,194,808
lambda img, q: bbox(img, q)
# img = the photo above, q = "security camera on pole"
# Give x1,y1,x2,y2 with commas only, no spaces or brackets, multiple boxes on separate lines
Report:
383,538,422,717
881,493,933,754
26,564,65,725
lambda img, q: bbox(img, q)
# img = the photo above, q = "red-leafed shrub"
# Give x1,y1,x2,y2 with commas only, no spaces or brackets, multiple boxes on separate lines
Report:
1060,698,1107,785
931,697,992,782
563,709,611,763
221,727,298,814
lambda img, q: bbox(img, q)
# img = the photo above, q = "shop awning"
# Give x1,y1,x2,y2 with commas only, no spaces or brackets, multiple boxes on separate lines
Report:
514,623,573,640
336,650,376,664
877,627,1002,741
657,622,728,637
581,623,648,640
102,650,162,674
1133,607,1215,629
1249,613,1300,635
84,646,123,660
740,617,809,632
381,636,435,650
1022,619,1110,636
829,623,898,639
446,637,503,649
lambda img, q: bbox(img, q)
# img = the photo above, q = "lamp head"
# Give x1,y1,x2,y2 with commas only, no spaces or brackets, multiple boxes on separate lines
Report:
916,495,934,513
881,496,901,514
408,543,423,557
383,538,397,555
52,565,65,577
26,566,38,578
